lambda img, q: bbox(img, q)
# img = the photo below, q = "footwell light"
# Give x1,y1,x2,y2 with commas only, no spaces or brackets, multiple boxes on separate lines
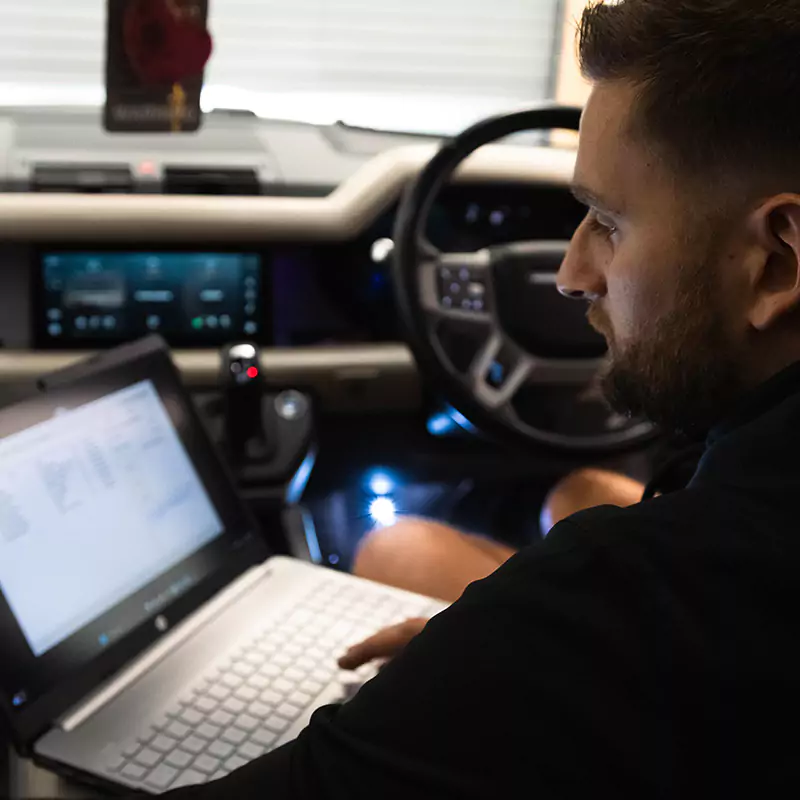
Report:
367,470,395,496
426,406,478,437
369,496,397,527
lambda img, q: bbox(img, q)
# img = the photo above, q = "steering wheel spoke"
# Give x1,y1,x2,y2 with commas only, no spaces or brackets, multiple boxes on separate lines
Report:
468,333,533,410
419,249,493,322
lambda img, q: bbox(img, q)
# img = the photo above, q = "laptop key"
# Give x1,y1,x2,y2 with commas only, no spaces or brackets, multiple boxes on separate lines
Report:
194,696,218,714
284,667,306,683
250,728,278,748
232,662,255,678
106,755,125,772
171,769,207,788
151,714,171,731
179,707,204,727
145,763,178,790
238,741,264,761
192,754,221,775
206,740,235,760
247,674,270,690
233,713,259,732
263,715,290,734
224,755,248,772
260,689,283,706
166,721,191,740
276,703,302,721
207,683,231,701
234,685,259,702
260,663,281,678
273,678,295,694
165,750,193,769
220,673,243,689
195,722,222,740
289,691,313,708
272,654,292,668
211,770,229,781
137,726,158,744
209,709,235,727
150,734,179,754
300,680,323,696
181,736,207,755
221,726,248,746
134,748,161,768
222,696,246,714
121,763,147,781
121,740,141,758
248,700,272,718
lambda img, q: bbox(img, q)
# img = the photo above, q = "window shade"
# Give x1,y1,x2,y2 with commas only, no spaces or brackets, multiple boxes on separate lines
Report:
0,0,564,133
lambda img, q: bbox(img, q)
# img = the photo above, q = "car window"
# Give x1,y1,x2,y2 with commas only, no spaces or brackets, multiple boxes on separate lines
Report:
1,0,568,134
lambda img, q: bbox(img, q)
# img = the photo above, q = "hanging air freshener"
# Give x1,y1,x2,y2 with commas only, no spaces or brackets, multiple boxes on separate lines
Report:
104,0,212,133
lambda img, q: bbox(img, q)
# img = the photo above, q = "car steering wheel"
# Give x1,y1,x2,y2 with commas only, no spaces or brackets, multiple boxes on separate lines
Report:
392,106,656,451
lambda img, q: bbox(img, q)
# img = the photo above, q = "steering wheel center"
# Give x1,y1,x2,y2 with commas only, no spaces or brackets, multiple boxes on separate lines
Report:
490,241,607,360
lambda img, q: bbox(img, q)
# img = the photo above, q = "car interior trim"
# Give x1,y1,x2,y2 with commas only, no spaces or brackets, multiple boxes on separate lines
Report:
0,344,417,386
0,145,576,241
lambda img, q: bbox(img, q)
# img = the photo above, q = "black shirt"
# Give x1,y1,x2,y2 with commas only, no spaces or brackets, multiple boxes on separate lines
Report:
167,365,800,798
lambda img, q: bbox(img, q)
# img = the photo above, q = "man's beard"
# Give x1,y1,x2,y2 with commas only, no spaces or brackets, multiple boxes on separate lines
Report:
589,263,747,439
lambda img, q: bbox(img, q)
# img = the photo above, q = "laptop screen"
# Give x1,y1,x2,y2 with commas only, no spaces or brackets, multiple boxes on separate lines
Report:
0,339,267,729
0,379,224,658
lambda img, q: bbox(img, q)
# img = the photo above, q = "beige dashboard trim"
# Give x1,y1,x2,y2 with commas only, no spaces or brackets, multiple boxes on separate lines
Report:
0,344,417,387
0,145,576,241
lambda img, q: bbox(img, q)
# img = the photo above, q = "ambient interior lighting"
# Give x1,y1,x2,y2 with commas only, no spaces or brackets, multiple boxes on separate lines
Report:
367,470,395,496
426,406,478,437
368,497,397,528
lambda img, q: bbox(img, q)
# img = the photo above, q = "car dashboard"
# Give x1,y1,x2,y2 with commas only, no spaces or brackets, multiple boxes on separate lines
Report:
0,109,583,416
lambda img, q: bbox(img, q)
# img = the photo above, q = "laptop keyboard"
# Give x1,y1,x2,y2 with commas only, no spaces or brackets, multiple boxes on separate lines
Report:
105,577,441,791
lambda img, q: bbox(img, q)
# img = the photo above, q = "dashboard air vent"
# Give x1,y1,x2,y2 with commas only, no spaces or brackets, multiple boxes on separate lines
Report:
32,164,133,193
163,167,261,195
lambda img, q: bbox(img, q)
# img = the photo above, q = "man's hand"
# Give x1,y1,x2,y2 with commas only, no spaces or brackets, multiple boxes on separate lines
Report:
338,618,429,670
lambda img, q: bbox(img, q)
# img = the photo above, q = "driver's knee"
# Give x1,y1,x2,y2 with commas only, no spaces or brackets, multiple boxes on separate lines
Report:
540,467,645,534
353,518,512,602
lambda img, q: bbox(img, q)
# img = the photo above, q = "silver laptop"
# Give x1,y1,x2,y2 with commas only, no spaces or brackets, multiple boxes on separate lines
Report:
0,337,445,794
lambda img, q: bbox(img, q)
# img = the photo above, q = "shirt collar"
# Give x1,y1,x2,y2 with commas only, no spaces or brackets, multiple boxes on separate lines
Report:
691,360,800,488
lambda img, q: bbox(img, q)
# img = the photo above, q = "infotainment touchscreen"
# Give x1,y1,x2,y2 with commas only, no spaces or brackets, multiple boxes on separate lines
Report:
37,251,263,347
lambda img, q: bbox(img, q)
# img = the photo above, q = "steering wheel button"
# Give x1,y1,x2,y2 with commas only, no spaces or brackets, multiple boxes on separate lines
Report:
472,299,485,312
461,299,473,311
449,282,462,294
442,296,453,308
439,267,452,280
467,282,485,298
458,268,470,281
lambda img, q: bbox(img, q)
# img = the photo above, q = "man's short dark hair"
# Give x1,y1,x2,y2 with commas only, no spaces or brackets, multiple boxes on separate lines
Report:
578,0,800,190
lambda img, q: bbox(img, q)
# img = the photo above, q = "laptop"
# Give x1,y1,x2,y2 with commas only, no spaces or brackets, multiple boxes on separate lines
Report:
0,336,446,793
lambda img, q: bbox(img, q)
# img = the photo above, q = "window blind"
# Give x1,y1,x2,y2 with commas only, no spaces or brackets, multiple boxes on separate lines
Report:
0,0,563,133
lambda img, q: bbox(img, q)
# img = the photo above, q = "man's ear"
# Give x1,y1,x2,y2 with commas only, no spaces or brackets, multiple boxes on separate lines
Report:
747,195,800,331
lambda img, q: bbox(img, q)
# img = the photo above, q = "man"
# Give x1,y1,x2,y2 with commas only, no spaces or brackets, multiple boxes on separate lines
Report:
168,0,800,795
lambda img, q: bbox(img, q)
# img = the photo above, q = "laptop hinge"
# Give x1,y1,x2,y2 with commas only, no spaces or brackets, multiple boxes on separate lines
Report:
57,562,272,733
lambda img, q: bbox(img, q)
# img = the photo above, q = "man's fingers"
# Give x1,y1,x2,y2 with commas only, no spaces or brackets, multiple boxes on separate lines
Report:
338,618,428,670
